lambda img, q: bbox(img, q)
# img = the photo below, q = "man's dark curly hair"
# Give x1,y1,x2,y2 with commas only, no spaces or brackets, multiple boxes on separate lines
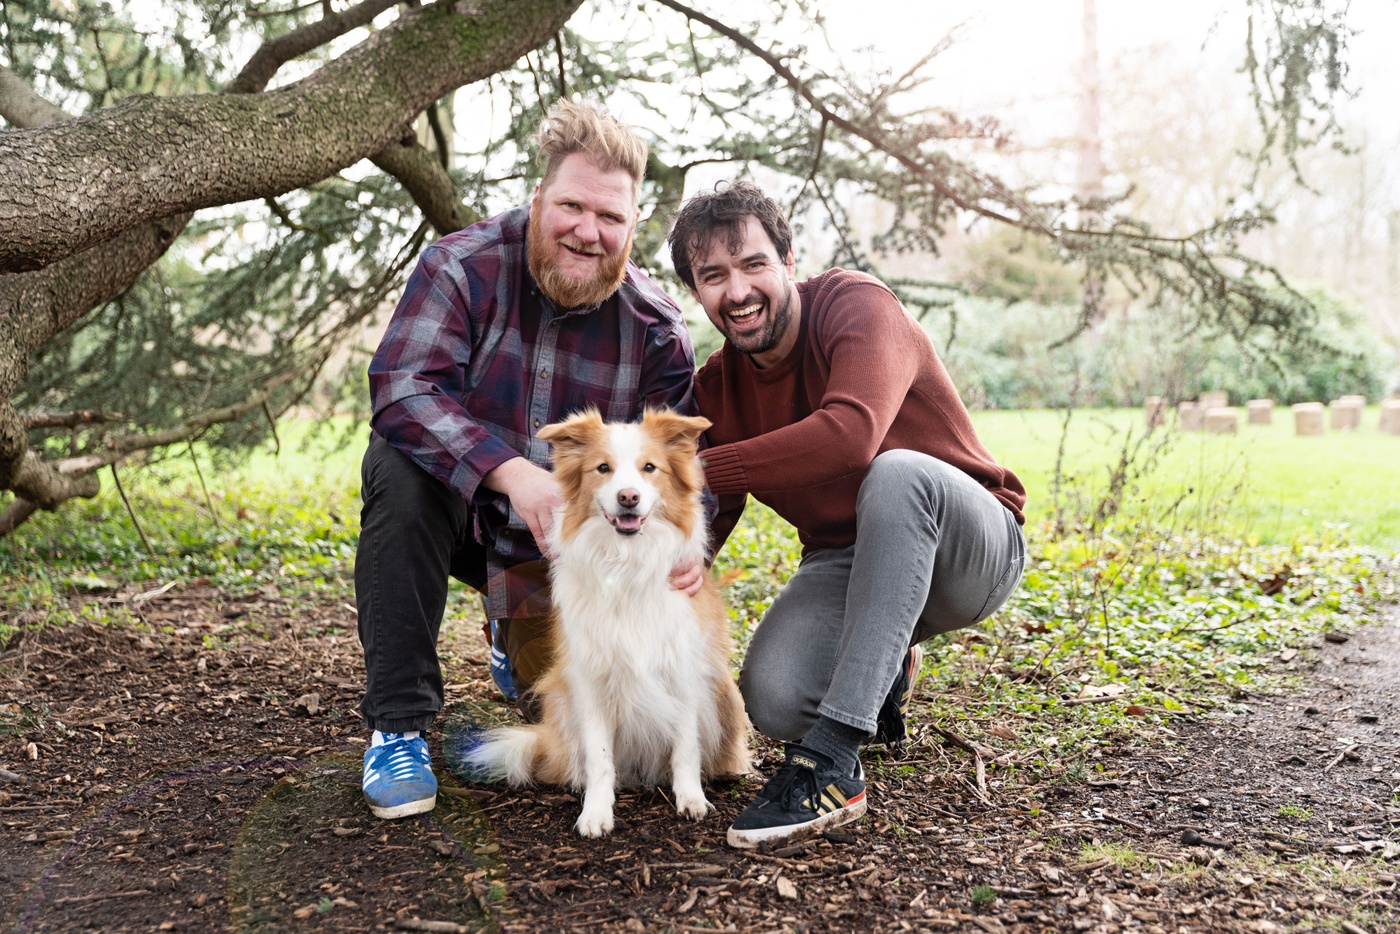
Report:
667,181,794,291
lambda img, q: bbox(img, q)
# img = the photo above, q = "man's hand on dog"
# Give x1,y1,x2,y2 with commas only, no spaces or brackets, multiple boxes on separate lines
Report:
484,457,563,559
668,554,705,597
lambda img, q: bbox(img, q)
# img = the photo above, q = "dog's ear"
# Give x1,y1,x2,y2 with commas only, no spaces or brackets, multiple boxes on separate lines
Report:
641,409,712,449
537,409,606,450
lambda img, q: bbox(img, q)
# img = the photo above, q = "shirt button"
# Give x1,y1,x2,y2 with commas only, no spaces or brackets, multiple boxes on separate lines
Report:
533,419,541,428
539,368,548,378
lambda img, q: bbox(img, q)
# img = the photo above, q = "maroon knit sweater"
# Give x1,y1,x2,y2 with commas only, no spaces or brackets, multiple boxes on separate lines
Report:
696,268,1026,555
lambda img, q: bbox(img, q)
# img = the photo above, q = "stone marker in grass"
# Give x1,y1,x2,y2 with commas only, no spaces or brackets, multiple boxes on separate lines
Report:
1205,407,1238,434
1293,402,1324,436
1178,400,1204,430
1329,397,1363,431
1198,389,1229,409
1380,399,1400,435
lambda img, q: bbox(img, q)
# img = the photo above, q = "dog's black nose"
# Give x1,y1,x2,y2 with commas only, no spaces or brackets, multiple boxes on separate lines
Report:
617,489,640,509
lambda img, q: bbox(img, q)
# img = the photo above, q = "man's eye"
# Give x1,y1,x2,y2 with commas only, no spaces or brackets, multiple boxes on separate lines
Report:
597,463,611,474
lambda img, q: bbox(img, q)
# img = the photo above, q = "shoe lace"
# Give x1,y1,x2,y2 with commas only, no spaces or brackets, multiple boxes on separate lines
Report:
760,759,819,809
375,736,427,780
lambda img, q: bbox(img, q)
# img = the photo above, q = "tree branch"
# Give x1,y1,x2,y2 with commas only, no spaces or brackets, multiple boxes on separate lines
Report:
371,136,479,235
0,368,309,537
21,410,122,430
0,0,584,273
0,66,71,128
226,0,403,95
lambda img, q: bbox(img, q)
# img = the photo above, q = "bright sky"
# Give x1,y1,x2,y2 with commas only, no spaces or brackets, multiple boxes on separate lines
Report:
817,0,1400,147
817,0,1398,146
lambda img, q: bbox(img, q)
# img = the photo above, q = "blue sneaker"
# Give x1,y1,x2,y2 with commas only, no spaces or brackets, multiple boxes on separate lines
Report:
362,732,437,819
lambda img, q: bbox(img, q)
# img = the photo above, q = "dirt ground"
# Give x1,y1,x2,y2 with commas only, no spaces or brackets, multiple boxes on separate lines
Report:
1,583,1396,934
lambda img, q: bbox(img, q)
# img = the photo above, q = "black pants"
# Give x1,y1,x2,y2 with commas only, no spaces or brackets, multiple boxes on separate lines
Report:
354,435,552,732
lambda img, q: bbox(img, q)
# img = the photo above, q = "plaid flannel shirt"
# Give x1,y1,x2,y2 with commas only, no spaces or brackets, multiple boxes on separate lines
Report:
368,205,700,619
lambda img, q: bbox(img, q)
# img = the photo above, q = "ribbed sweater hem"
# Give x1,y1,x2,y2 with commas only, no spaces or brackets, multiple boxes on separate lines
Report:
699,445,748,494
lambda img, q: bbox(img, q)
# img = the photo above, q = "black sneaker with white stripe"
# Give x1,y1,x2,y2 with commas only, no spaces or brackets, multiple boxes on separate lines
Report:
726,743,867,849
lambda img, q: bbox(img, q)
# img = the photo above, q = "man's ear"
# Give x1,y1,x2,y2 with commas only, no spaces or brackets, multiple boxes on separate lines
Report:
784,249,797,275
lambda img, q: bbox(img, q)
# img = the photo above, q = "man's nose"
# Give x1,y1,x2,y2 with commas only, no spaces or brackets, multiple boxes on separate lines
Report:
725,274,751,304
573,213,599,243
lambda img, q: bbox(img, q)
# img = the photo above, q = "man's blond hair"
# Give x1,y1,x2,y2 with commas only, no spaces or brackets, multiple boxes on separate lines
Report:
535,100,647,198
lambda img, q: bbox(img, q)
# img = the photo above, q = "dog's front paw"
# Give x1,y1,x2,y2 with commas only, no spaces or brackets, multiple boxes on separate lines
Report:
575,808,615,837
675,793,712,821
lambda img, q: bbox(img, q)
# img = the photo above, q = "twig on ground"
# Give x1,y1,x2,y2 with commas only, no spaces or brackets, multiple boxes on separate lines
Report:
1061,694,1120,707
1323,746,1356,773
929,724,990,801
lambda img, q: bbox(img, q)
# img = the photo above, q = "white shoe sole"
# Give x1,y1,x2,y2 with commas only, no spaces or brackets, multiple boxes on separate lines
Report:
725,797,867,850
368,794,437,820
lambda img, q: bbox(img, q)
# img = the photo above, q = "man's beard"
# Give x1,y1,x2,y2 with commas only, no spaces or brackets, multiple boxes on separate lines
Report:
721,286,795,359
527,207,634,309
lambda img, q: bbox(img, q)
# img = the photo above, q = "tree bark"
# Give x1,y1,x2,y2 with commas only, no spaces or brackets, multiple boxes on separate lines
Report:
0,0,584,273
0,67,70,128
371,137,481,236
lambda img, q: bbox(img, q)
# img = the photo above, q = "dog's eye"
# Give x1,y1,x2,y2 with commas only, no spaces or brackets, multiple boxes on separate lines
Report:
642,463,657,473
596,463,611,474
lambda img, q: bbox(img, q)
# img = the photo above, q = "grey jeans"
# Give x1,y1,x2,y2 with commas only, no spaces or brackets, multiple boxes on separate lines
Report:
739,449,1027,740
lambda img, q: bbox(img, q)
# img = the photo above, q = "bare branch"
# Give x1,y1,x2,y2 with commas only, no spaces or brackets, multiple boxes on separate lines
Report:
0,66,70,128
21,410,122,430
371,137,480,236
226,0,403,95
0,499,39,536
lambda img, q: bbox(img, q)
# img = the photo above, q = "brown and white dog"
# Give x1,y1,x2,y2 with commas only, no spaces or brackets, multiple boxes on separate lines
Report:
463,409,750,837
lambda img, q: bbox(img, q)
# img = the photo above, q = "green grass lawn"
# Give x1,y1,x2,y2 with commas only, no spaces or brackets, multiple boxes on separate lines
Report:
972,406,1400,552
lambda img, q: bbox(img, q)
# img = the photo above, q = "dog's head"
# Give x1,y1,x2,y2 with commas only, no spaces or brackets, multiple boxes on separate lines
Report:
538,408,711,544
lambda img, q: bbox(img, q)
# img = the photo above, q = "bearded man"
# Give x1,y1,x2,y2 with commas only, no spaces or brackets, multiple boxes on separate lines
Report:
355,100,703,820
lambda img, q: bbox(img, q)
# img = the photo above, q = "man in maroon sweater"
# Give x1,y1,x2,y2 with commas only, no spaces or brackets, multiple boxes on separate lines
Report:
668,181,1028,848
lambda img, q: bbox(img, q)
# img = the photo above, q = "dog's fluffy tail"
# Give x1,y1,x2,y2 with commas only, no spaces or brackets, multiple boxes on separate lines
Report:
456,725,542,786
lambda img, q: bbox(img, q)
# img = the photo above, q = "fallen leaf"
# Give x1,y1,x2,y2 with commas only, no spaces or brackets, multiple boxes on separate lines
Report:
1125,705,1149,717
1078,682,1127,699
776,876,797,899
1257,571,1290,596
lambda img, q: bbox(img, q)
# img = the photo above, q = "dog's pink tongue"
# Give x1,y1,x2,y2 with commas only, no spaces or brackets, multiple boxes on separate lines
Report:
614,514,643,533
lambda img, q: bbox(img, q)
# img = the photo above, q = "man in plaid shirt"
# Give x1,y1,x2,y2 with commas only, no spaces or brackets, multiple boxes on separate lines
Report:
355,101,704,820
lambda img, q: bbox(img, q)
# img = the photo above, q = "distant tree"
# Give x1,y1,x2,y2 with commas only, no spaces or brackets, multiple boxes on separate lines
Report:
0,0,1362,533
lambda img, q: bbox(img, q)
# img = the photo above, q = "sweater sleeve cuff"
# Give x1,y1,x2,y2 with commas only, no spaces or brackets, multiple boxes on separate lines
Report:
700,444,748,494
